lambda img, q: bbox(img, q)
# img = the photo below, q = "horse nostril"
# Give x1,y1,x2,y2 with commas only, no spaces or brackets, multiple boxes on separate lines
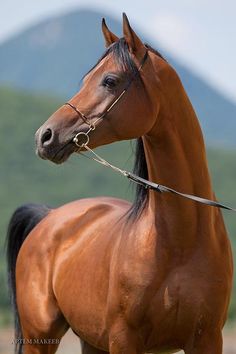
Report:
41,128,53,146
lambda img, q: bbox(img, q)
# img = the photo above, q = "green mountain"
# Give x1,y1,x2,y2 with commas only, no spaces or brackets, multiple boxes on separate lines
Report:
0,9,235,146
0,86,235,324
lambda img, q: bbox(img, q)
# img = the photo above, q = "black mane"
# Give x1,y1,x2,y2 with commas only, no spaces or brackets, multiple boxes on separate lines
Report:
128,138,149,218
85,39,165,218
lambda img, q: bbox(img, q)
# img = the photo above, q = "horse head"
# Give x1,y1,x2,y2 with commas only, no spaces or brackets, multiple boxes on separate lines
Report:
35,14,163,164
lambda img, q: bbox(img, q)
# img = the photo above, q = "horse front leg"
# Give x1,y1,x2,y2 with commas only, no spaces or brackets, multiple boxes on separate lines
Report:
184,330,223,354
19,324,69,354
16,297,69,354
108,321,143,354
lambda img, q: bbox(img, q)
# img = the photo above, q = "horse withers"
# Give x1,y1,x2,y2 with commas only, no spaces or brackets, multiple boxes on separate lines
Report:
6,14,233,354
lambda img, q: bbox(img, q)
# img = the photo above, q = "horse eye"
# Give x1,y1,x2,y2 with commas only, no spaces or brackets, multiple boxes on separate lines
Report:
102,76,117,88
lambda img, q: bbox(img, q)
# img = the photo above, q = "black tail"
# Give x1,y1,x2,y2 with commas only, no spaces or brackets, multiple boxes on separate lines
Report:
6,203,50,354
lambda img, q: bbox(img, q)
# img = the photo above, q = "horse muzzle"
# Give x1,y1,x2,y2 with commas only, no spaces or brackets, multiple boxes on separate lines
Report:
35,126,75,164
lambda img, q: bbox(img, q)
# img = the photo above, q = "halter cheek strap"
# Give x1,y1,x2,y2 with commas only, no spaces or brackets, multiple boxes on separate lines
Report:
64,50,149,148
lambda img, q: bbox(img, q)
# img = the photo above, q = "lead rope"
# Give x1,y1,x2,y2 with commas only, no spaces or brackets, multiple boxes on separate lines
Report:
80,145,236,212
82,145,129,177
66,47,236,212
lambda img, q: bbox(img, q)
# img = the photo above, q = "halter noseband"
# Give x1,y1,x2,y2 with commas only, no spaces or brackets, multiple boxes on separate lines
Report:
64,50,149,148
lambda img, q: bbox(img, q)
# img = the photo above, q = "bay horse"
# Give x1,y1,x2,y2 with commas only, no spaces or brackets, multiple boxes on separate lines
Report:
6,14,233,354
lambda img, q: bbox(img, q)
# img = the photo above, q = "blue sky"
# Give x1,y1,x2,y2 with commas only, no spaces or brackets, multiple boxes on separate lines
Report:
1,0,236,102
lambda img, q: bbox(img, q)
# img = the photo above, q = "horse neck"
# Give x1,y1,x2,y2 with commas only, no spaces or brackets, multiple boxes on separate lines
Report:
142,64,215,247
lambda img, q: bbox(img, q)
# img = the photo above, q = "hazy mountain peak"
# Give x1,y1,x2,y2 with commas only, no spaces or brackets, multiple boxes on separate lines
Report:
28,21,63,48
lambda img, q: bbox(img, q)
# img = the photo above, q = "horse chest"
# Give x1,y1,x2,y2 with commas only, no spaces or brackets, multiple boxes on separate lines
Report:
113,253,223,332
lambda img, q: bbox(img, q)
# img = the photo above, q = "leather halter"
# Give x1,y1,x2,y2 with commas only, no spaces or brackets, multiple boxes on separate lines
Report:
64,50,149,148
64,50,236,212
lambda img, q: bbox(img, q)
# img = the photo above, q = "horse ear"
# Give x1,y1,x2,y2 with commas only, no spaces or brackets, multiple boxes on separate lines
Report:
122,13,145,56
102,18,119,47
